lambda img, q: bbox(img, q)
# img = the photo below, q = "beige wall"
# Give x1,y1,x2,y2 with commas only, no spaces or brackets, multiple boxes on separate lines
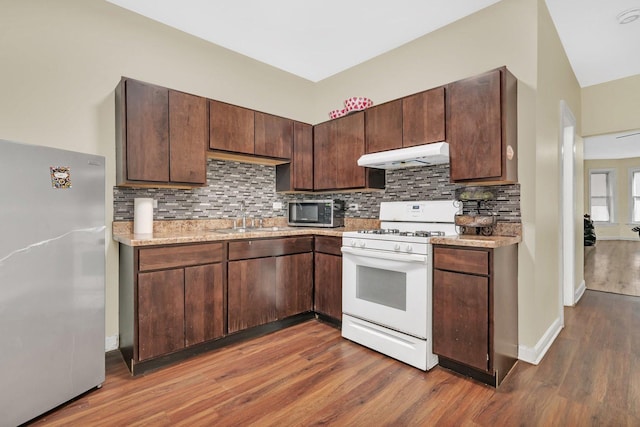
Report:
582,75,640,136
313,0,537,124
584,157,640,239
534,0,583,320
0,0,316,342
2,0,586,358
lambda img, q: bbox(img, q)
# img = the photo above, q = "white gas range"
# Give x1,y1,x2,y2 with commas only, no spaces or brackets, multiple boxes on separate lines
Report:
341,200,458,371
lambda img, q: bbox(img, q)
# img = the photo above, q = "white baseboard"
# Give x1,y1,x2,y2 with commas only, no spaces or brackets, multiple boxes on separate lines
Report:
105,335,119,352
575,280,586,303
518,317,563,365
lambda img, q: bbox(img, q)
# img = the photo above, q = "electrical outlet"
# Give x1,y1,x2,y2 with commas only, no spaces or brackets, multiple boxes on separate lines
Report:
273,201,283,210
348,203,359,212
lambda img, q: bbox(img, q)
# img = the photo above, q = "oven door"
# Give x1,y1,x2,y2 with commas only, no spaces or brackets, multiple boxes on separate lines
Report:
341,246,429,339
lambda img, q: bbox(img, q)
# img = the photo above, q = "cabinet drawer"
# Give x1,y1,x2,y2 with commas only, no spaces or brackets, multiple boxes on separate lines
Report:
434,246,489,276
314,236,342,256
228,236,313,260
138,243,224,271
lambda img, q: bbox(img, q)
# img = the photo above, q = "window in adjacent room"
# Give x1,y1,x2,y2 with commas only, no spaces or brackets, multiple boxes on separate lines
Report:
589,169,615,223
630,168,640,223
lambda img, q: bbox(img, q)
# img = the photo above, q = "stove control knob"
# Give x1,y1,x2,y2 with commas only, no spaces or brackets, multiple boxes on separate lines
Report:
405,244,413,253
358,240,366,248
350,239,357,247
394,243,401,251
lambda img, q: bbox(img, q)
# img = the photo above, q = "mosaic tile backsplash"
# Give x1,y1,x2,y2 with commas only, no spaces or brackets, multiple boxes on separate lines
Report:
114,159,520,222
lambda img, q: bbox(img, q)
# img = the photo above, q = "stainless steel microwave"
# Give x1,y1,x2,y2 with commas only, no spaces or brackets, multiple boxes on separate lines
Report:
287,200,344,228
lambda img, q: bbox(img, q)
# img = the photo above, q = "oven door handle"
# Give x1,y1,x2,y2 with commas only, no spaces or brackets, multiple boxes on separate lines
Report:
341,246,428,263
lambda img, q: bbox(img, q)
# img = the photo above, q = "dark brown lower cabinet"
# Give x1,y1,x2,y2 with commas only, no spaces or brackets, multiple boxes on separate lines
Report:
314,236,343,322
228,257,277,333
119,242,225,371
227,237,314,334
138,269,185,361
137,264,224,360
433,269,488,371
276,253,313,319
119,235,319,374
185,264,224,346
433,244,518,386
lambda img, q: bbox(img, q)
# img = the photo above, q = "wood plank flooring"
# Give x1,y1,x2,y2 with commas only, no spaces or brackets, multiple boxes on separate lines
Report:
585,240,640,297
28,290,640,426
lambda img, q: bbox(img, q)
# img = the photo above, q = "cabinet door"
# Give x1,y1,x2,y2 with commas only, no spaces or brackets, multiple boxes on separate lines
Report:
403,87,445,147
276,253,313,319
433,269,489,372
313,120,337,190
125,79,169,182
169,90,207,184
447,69,502,182
365,100,402,153
209,100,254,154
335,112,366,189
314,253,342,320
228,258,276,333
254,112,293,159
292,122,313,191
137,269,184,360
185,263,224,346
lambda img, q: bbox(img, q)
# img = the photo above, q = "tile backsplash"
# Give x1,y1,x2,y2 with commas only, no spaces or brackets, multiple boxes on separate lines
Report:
114,159,520,222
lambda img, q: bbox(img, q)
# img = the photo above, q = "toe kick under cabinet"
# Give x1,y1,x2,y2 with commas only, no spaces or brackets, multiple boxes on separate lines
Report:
432,244,518,386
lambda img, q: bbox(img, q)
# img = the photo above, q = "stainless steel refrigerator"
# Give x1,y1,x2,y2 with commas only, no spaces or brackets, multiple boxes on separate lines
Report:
0,140,105,426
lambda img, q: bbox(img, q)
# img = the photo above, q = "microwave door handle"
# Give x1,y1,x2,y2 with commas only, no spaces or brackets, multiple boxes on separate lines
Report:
341,246,428,263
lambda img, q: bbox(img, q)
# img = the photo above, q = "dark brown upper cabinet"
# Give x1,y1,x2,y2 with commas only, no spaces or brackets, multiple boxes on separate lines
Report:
255,112,293,159
169,91,207,184
292,122,314,191
364,87,445,154
314,112,384,191
447,67,517,184
209,102,293,161
115,78,207,187
402,86,446,147
209,100,255,155
276,121,314,192
314,112,385,191
365,100,403,153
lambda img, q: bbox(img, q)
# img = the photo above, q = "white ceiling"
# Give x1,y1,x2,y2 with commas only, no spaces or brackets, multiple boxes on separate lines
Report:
584,129,640,160
106,0,640,87
545,0,640,88
105,0,502,82
106,0,640,157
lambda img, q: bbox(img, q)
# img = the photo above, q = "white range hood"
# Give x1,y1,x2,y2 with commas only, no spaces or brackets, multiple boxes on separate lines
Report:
357,142,449,170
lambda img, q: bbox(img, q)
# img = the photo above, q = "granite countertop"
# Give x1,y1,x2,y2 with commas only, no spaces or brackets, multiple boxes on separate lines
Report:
113,227,351,246
112,218,378,247
112,219,522,248
430,234,521,248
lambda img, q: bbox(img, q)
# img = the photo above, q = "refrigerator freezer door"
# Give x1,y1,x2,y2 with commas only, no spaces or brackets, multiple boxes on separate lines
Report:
0,140,106,427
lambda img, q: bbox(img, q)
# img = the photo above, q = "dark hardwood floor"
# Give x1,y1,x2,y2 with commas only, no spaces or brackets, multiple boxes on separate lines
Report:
585,240,640,297
28,290,640,426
